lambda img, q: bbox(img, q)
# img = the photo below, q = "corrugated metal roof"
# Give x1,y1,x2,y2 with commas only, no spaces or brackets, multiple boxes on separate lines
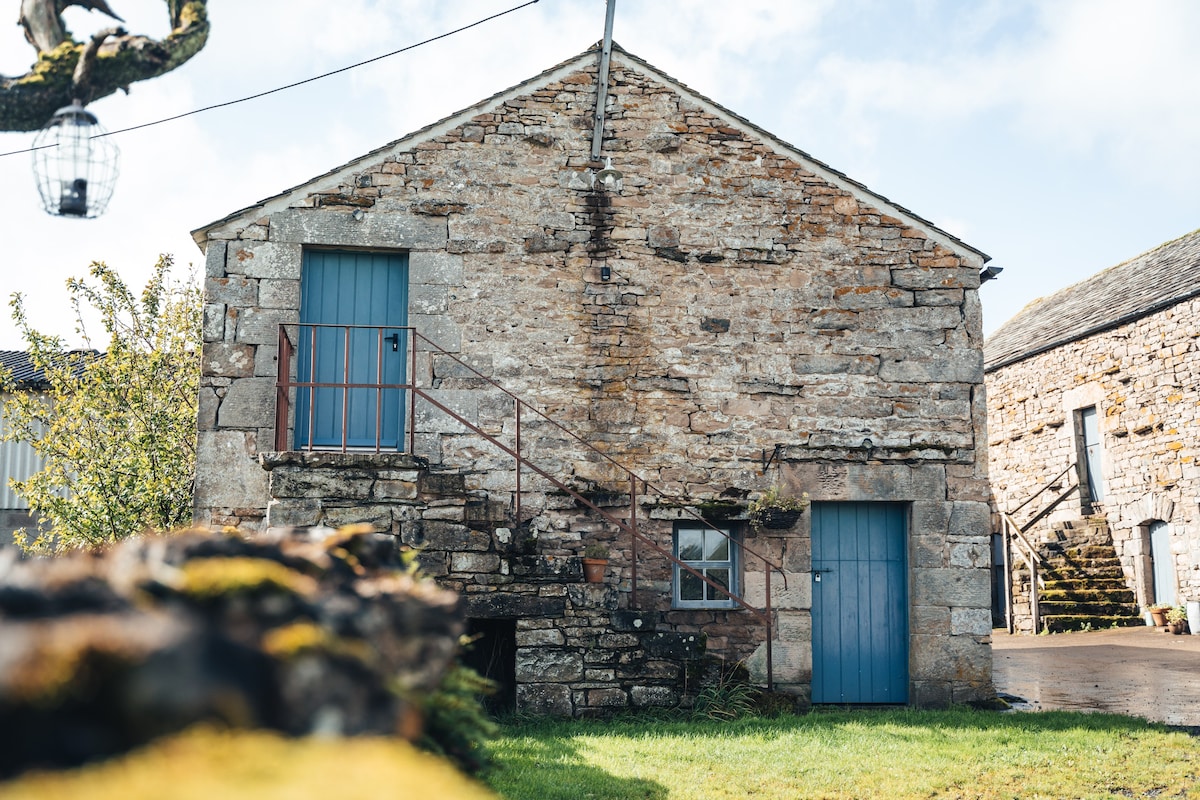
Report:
0,350,99,388
984,229,1200,371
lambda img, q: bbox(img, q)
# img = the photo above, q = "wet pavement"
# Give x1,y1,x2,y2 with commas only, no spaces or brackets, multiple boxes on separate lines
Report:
992,626,1200,727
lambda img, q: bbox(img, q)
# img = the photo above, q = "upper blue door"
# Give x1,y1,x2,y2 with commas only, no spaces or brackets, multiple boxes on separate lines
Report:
295,250,409,449
811,502,908,704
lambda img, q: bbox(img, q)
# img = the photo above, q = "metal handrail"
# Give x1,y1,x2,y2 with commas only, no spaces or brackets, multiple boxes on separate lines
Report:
276,323,786,689
1000,464,1080,635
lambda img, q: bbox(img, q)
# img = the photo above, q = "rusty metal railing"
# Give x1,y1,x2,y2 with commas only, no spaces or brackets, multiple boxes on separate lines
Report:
276,323,788,689
1000,463,1079,634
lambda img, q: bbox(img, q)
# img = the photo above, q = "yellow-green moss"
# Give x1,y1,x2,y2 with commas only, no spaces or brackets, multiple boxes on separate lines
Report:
177,558,317,600
0,727,497,800
260,622,372,665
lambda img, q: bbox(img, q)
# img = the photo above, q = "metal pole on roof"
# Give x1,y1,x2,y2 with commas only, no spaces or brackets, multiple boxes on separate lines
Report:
589,0,616,161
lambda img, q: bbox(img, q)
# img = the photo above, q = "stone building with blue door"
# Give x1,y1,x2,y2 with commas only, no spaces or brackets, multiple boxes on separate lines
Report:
191,43,995,714
987,230,1200,633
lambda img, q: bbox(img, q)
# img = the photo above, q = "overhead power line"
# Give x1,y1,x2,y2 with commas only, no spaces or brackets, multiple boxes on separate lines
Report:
0,0,541,159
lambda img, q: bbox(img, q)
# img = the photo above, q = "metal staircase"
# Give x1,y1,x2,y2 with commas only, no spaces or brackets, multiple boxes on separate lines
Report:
275,323,788,688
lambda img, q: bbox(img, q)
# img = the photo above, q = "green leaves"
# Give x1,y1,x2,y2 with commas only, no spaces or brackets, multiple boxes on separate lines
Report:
1,256,201,552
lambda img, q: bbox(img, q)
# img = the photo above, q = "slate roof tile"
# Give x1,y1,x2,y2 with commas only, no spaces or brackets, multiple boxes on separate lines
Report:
984,229,1200,371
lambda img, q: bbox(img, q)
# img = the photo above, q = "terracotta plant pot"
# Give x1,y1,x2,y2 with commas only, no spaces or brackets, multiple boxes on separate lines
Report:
581,557,607,583
1150,610,1168,627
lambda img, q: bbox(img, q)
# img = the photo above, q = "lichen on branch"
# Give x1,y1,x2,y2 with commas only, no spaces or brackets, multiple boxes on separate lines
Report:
1,0,209,131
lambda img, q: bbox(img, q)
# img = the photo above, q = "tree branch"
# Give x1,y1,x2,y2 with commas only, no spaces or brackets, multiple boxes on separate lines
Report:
2,0,209,131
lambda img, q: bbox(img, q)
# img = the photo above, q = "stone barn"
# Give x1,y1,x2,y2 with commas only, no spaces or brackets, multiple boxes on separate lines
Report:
191,42,995,714
987,230,1200,633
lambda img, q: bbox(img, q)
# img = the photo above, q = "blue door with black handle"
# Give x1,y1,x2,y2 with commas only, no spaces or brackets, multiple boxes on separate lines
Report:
811,502,908,703
295,250,408,449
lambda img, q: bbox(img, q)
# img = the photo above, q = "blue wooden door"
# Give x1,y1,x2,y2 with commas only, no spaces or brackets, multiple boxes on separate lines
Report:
295,250,408,449
1149,521,1176,606
811,502,908,703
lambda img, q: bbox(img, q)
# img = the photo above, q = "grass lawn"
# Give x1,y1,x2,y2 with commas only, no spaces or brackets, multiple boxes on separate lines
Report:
486,708,1200,799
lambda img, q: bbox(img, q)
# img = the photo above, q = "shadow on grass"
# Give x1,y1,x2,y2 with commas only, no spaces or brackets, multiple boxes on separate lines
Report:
485,724,667,800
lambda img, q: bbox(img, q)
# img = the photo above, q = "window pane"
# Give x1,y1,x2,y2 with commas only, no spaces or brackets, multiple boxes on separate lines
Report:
679,570,703,601
706,568,730,600
704,530,729,561
678,529,703,561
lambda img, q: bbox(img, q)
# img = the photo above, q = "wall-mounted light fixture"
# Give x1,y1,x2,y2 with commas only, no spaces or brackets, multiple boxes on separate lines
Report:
31,102,120,218
591,156,623,191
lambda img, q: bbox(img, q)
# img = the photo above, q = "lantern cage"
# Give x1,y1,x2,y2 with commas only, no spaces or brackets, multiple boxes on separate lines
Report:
31,103,120,218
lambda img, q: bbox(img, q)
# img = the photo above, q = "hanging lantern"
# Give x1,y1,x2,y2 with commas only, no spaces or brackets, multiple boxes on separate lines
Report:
31,102,120,218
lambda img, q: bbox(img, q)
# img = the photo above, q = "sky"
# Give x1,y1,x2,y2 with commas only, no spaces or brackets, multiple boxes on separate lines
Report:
1,0,1198,349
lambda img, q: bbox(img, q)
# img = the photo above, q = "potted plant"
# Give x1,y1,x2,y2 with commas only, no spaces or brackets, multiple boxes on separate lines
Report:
581,543,608,583
1148,603,1171,628
1166,605,1189,635
748,486,810,531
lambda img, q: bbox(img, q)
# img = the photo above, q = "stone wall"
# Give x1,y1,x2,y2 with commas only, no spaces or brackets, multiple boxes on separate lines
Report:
193,46,994,708
0,526,462,776
987,297,1200,606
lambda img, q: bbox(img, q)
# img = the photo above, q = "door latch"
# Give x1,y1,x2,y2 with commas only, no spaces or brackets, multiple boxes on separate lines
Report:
386,333,399,352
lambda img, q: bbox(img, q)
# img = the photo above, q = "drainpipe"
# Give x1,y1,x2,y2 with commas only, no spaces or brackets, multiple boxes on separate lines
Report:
589,0,616,161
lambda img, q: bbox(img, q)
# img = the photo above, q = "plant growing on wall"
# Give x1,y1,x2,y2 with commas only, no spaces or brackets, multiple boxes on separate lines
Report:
0,256,201,551
748,486,809,531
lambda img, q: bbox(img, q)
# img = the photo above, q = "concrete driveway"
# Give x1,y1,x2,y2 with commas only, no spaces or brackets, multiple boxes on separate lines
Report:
992,626,1200,727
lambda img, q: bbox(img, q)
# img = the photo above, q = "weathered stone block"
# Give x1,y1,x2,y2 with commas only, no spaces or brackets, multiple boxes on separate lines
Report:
516,628,566,647
610,610,658,632
265,498,322,527
418,521,491,551
409,251,464,285
322,504,394,531
270,209,447,249
203,342,255,378
630,685,678,707
258,279,300,310
642,631,705,660
463,594,565,618
567,584,619,610
517,683,573,716
451,552,501,573
216,378,275,428
515,648,583,682
586,688,628,708
205,276,258,306
231,241,302,280
950,607,992,636
911,568,991,607
911,633,991,687
237,307,292,346
193,430,270,512
512,555,584,582
204,240,227,278
271,468,373,500
372,479,418,501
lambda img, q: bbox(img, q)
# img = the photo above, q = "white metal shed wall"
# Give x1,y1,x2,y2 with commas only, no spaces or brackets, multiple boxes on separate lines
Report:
0,393,44,510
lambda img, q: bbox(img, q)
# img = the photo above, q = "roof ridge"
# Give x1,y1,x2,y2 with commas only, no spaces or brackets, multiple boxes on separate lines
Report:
985,228,1200,371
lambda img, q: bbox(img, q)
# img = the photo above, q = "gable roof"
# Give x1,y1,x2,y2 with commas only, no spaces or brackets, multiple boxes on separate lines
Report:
192,43,988,265
1,350,97,389
985,228,1200,372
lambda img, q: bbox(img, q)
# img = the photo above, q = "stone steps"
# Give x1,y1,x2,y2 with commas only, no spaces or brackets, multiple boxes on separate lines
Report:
1041,614,1146,634
1009,516,1142,634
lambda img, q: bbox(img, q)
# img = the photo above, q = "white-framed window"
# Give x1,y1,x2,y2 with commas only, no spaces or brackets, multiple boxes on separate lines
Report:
673,523,738,609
